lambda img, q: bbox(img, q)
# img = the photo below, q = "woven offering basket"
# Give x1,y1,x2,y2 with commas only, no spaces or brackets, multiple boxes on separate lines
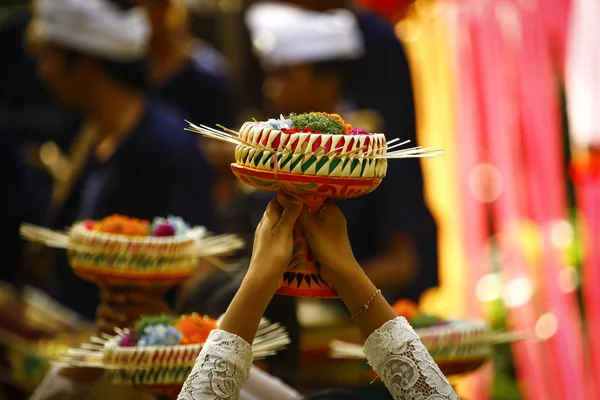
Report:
20,222,244,289
54,317,290,399
187,115,443,299
330,320,533,377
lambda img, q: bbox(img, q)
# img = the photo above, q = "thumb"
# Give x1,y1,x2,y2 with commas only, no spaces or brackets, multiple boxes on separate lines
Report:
277,197,303,230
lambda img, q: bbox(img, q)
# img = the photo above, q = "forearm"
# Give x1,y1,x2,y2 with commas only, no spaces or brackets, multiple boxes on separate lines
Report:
328,262,398,339
364,318,459,400
218,267,279,345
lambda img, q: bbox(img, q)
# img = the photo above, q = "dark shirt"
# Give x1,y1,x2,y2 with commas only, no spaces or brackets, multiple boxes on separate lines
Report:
53,100,216,319
0,11,81,149
153,47,237,129
0,127,45,285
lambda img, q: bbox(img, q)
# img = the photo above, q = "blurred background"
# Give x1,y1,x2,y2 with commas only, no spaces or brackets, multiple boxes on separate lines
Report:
1,0,599,399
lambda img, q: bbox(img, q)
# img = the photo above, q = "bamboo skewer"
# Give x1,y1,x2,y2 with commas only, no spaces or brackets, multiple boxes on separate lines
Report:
329,331,537,359
19,224,245,259
186,123,444,160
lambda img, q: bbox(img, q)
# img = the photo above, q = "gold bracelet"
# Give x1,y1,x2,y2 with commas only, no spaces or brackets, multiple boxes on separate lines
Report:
351,289,382,320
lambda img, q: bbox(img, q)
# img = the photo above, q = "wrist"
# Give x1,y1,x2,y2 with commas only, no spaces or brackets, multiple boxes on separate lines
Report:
325,258,364,288
244,265,281,294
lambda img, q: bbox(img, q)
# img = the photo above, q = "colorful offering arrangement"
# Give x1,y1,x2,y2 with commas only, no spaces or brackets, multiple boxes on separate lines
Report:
331,299,533,377
20,214,244,288
53,314,290,399
88,215,191,237
187,113,443,299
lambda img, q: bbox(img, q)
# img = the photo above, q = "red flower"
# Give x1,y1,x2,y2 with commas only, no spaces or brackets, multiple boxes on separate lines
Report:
281,126,322,134
83,220,95,230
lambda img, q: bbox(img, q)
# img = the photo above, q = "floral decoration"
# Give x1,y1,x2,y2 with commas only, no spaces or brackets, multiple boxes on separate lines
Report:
256,112,371,135
314,112,353,134
83,220,95,230
262,114,293,130
88,215,191,237
349,127,371,136
138,324,182,346
93,214,150,236
120,313,218,347
151,215,189,236
174,314,219,345
119,330,136,347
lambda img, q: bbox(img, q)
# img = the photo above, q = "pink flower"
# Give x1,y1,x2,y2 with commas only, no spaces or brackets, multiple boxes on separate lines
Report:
349,128,370,135
120,331,136,347
153,223,176,237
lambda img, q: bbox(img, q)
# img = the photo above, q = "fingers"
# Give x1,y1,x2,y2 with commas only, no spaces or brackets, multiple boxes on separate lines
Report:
277,197,302,231
298,205,319,231
318,201,344,224
264,199,283,227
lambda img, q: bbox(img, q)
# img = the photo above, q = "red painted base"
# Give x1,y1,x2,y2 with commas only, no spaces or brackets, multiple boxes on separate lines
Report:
71,265,191,288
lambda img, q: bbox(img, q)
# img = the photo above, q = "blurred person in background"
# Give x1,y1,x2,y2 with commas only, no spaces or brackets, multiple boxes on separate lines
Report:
246,1,438,303
138,0,237,128
0,126,42,287
26,0,216,320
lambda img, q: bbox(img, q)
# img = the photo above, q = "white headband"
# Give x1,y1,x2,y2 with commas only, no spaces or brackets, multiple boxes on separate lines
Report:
246,2,365,66
33,0,150,61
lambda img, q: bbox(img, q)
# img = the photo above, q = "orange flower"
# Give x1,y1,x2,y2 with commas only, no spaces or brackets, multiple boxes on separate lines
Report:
315,112,353,134
174,314,218,345
94,214,150,236
392,299,419,320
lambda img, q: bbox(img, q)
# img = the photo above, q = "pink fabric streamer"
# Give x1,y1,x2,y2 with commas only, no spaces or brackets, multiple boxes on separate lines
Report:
452,0,589,398
537,0,572,78
517,3,590,399
466,3,557,398
574,167,600,395
566,0,600,392
450,4,493,398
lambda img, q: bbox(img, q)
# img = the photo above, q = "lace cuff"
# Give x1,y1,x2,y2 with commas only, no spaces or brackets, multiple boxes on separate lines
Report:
364,317,459,400
178,329,254,400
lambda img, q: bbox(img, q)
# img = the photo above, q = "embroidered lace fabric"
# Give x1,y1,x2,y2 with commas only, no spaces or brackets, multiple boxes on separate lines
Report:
178,329,253,400
178,317,457,400
364,317,459,400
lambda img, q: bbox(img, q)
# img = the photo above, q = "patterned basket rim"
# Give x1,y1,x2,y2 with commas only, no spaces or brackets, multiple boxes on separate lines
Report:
69,224,206,245
231,163,385,184
106,342,205,355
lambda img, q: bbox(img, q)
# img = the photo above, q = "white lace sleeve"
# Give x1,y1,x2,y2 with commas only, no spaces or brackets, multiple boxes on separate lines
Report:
364,317,459,400
178,329,253,400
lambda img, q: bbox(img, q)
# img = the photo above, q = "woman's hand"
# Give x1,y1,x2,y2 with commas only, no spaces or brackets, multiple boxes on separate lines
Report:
296,199,398,338
295,199,361,285
96,287,172,334
247,196,303,291
218,195,302,344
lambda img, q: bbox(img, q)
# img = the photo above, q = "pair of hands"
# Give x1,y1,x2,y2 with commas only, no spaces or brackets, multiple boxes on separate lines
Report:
249,194,358,291
95,194,355,334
